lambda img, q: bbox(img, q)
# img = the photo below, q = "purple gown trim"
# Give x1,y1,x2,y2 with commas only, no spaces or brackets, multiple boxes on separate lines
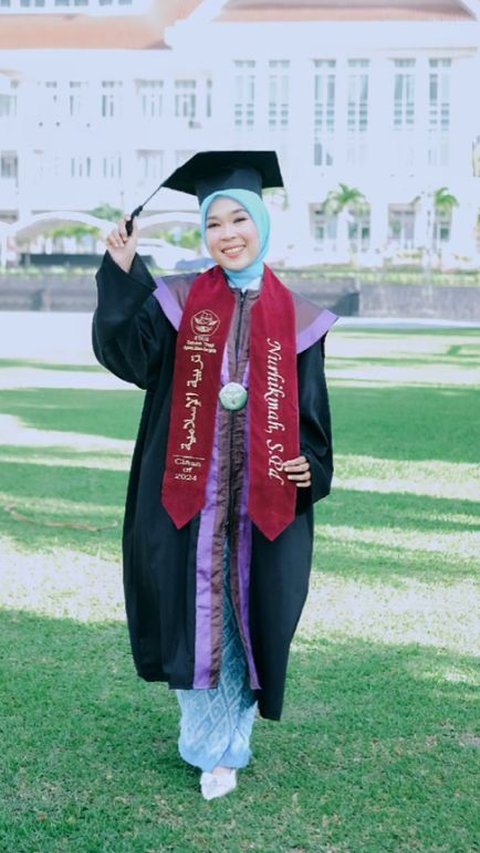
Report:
296,308,338,354
153,278,182,330
193,409,220,689
154,278,337,351
237,404,260,689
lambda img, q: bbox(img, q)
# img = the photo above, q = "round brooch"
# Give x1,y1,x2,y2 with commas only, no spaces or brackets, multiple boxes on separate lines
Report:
218,382,248,412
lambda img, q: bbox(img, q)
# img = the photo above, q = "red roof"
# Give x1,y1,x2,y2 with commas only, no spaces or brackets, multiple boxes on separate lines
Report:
0,0,202,50
0,0,474,48
215,0,475,22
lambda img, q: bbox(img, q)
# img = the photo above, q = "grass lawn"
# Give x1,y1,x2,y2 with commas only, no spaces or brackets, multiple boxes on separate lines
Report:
0,323,479,852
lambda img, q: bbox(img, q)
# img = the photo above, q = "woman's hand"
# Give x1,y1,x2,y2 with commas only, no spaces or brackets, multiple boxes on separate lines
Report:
105,216,138,273
283,455,311,488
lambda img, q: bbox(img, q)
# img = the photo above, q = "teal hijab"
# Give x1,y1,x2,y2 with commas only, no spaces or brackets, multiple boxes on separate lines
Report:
200,189,270,287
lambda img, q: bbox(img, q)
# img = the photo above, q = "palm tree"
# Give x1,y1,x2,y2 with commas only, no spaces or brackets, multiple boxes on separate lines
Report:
324,183,367,216
412,187,459,261
433,187,459,258
323,183,368,260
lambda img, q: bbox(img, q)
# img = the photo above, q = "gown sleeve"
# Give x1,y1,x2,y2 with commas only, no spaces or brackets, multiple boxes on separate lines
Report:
296,337,333,513
92,251,173,390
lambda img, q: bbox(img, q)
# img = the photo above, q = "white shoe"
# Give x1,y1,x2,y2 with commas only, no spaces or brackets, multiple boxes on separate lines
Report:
200,769,237,801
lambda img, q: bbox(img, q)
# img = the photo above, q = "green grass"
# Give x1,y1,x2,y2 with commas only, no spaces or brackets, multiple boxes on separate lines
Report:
0,324,479,851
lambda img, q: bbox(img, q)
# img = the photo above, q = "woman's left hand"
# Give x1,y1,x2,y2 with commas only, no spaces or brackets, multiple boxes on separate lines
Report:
282,455,311,488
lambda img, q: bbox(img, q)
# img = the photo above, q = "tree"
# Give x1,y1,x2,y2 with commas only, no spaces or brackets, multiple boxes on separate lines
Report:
323,183,368,260
412,187,459,265
324,183,367,217
89,203,123,222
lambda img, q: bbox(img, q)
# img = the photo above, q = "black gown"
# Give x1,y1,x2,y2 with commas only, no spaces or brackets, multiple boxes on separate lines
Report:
92,252,336,720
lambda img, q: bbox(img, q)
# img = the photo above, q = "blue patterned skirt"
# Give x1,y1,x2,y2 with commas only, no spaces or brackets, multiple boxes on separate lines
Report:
176,545,257,772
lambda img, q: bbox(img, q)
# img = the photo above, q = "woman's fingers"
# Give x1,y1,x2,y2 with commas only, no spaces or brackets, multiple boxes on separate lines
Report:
106,217,135,247
105,216,138,273
282,455,312,488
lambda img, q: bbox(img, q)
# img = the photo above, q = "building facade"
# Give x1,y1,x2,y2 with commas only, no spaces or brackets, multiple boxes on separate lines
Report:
1,0,480,267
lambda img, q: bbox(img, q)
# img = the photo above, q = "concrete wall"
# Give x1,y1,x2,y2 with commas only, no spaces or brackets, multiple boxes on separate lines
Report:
359,282,480,320
0,271,478,320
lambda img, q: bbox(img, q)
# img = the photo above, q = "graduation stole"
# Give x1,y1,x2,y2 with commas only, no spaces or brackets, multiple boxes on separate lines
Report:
161,264,299,541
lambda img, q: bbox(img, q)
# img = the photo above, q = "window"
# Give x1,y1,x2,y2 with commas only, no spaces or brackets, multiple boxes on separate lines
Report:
102,155,122,179
347,60,369,133
0,151,18,179
393,59,415,129
0,79,18,118
34,150,61,180
137,150,164,184
392,59,415,169
137,80,163,119
433,209,452,246
348,208,370,252
428,58,451,167
312,204,337,248
34,80,59,122
313,60,335,166
268,60,289,131
174,80,196,121
70,155,91,179
347,59,369,165
101,81,122,119
43,81,58,107
234,60,255,130
206,79,212,119
388,205,415,249
68,81,88,118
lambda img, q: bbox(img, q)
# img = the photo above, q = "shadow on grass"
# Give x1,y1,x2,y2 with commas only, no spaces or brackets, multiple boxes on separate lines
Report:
0,388,143,441
0,384,478,466
2,372,475,473
0,460,127,558
320,487,479,534
0,608,478,851
330,384,480,464
0,455,477,567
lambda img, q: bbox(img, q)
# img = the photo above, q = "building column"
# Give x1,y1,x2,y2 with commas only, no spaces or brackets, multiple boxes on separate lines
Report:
368,194,389,262
284,55,316,257
413,55,430,178
367,55,393,182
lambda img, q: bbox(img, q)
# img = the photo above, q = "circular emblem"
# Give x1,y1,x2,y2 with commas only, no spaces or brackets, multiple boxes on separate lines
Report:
191,309,220,338
219,382,248,412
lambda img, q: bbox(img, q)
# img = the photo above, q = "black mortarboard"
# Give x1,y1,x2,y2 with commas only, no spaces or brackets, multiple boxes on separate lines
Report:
162,150,284,203
126,150,283,234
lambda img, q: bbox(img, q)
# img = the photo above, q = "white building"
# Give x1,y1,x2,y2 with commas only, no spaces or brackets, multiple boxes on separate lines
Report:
1,0,480,267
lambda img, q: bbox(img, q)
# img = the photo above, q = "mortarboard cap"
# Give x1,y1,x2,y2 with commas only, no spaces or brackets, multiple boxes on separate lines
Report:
162,150,284,203
126,150,283,234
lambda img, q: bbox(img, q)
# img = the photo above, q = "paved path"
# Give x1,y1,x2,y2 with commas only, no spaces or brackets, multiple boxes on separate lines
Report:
0,311,130,390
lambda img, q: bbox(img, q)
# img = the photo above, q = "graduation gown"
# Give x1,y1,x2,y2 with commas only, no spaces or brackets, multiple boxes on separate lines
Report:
92,252,336,721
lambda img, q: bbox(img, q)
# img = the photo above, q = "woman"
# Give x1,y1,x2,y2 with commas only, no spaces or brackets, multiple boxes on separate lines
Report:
93,150,336,800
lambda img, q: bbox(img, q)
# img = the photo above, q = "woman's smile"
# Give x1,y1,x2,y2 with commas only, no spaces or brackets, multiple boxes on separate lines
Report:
222,244,246,258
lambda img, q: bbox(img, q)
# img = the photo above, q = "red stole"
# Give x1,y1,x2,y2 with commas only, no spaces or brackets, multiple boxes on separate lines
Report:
161,264,299,541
